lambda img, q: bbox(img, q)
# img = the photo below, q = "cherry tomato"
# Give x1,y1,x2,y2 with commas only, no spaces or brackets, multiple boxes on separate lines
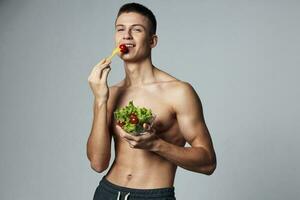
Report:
117,120,125,127
119,44,129,53
129,116,139,124
130,113,137,118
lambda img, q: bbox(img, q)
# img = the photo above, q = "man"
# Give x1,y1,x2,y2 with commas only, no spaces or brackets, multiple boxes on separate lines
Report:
87,3,216,200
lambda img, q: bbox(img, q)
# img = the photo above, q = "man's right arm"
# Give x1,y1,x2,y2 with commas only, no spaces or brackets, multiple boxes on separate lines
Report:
86,98,112,173
86,58,113,173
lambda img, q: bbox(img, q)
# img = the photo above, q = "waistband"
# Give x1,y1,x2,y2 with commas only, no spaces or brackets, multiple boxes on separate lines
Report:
99,176,175,198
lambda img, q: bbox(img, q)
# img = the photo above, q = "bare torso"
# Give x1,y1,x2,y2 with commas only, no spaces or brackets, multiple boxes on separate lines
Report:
105,69,186,189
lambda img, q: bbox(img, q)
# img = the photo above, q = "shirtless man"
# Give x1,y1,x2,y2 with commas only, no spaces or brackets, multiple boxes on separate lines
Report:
87,3,216,200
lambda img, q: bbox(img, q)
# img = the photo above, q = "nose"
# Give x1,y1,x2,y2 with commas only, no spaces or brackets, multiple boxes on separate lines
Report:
122,29,133,40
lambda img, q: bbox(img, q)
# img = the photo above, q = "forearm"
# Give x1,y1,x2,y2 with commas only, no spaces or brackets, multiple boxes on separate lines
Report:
86,98,111,171
154,139,216,175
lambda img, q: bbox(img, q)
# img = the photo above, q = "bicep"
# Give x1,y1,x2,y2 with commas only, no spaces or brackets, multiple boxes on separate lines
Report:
173,82,213,150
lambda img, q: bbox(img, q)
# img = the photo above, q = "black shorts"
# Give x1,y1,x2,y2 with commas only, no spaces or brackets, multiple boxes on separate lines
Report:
93,176,176,200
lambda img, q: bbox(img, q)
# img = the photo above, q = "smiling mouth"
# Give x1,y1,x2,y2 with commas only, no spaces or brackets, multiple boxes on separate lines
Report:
124,44,135,48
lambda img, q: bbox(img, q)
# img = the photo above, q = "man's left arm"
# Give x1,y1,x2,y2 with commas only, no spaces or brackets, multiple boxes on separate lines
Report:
154,82,217,175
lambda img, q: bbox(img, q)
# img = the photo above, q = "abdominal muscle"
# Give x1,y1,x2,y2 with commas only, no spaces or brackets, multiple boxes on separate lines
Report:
104,137,177,189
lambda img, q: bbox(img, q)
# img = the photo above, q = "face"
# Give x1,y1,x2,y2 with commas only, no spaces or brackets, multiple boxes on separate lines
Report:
115,12,157,62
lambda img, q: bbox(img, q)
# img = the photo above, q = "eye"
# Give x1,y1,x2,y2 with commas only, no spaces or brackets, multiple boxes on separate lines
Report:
116,28,124,32
133,28,142,32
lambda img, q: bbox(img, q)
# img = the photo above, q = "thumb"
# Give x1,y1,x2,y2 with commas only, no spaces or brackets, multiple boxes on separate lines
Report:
143,123,150,130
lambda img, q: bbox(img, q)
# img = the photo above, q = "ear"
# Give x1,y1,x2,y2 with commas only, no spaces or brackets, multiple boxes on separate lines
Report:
149,34,158,48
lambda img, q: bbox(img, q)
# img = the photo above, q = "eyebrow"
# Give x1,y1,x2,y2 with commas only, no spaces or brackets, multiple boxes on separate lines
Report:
115,24,146,29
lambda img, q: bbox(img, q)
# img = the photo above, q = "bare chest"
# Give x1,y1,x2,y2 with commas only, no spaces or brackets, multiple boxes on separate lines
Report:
109,86,181,142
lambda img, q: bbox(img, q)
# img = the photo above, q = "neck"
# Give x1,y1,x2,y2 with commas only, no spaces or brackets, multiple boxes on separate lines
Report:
123,57,157,87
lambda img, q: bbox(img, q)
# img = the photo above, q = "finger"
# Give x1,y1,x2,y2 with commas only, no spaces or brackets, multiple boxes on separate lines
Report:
98,59,111,78
95,58,111,70
89,59,110,80
103,58,112,66
138,133,152,141
122,133,139,141
129,141,137,148
123,137,131,143
115,125,124,136
116,125,135,140
88,65,100,80
116,124,124,133
143,123,148,129
97,61,111,74
92,59,106,73
129,143,135,148
115,125,143,142
100,66,111,82
143,123,152,131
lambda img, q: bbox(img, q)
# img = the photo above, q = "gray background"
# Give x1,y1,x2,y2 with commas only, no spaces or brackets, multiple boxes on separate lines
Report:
1,0,299,199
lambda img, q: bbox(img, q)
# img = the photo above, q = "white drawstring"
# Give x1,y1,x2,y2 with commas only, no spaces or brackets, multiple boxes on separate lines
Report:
124,192,130,200
117,191,130,200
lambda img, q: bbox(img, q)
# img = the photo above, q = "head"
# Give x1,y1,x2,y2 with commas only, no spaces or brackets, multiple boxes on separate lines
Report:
114,3,158,62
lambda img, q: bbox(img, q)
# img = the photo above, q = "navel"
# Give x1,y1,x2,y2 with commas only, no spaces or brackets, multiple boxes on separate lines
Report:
126,174,133,180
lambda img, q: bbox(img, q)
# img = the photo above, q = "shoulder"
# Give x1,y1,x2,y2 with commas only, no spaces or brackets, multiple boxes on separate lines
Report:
168,81,202,113
172,81,199,102
169,80,197,97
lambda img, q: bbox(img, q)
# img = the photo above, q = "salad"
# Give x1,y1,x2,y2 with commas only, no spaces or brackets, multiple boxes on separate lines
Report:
114,101,156,135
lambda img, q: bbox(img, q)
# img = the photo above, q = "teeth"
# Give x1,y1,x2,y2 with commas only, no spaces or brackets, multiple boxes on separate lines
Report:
125,44,134,47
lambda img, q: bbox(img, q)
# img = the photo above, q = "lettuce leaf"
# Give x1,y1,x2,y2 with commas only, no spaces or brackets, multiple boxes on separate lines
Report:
114,101,154,134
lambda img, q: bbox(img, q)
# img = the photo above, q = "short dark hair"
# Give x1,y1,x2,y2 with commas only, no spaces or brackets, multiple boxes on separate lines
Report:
116,3,157,35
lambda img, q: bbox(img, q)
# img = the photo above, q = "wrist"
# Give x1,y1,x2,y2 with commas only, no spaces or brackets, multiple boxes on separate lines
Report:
94,98,107,106
152,138,168,152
